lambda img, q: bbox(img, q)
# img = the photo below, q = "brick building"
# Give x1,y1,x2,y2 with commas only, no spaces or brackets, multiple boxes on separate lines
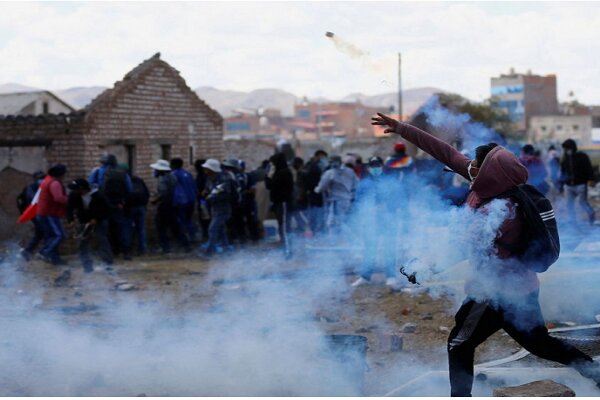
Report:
0,52,223,241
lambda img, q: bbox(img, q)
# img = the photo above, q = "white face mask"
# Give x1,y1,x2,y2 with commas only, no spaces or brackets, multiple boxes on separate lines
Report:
467,161,479,188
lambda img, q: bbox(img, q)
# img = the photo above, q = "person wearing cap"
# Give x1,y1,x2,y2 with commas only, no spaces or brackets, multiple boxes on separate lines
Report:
150,159,188,254
351,156,402,288
37,164,69,265
198,159,234,256
66,178,112,272
314,154,359,236
170,158,198,244
18,171,47,261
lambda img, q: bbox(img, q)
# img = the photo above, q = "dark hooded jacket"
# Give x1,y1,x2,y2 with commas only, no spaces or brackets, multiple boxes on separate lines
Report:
396,123,538,297
560,139,595,186
265,153,294,204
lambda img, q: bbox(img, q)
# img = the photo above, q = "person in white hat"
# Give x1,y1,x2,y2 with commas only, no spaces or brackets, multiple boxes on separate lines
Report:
198,159,234,257
150,159,183,254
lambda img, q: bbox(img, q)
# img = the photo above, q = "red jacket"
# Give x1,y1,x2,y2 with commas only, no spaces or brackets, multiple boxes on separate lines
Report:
37,177,68,218
397,123,538,297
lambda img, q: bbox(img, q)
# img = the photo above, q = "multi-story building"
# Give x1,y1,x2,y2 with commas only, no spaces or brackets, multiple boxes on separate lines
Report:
491,68,559,132
528,115,592,145
289,99,384,140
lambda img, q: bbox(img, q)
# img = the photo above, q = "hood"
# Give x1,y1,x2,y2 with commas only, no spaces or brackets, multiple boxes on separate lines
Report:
270,152,288,170
471,146,528,199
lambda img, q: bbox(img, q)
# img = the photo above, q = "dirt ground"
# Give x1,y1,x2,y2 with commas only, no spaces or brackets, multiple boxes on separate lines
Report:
0,241,529,396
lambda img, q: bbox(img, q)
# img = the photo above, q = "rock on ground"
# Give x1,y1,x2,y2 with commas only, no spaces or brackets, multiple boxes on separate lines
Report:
493,379,575,397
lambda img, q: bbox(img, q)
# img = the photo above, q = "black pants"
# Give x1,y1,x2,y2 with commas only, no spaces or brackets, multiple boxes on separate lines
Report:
448,292,598,396
273,202,292,257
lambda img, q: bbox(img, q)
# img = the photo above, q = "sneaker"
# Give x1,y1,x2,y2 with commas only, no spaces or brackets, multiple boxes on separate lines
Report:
351,277,369,287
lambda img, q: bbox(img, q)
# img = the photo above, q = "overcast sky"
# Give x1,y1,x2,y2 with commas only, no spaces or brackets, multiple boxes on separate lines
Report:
1,1,600,103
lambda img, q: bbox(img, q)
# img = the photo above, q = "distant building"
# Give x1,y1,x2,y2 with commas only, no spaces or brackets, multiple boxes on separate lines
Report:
224,108,284,139
528,115,592,145
491,68,559,132
289,99,384,140
0,91,75,116
0,52,223,240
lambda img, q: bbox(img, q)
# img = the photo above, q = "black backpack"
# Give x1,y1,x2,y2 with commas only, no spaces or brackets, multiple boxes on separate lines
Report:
101,168,128,207
128,176,149,207
498,184,560,272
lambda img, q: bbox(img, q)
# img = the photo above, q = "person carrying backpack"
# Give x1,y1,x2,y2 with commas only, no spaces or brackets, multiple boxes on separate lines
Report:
150,159,190,254
125,168,150,255
171,158,198,244
18,171,46,261
372,113,600,397
101,162,134,260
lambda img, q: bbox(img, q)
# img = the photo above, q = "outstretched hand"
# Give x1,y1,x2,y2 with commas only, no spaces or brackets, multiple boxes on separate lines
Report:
371,112,401,134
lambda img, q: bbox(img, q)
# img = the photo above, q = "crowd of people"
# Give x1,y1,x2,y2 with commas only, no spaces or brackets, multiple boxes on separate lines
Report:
16,135,597,275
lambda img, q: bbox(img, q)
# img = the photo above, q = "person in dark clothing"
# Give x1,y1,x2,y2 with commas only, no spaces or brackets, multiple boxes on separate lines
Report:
90,157,133,260
125,168,150,255
222,159,246,245
291,156,311,235
373,113,600,397
18,171,46,261
265,153,294,258
520,144,549,195
198,159,233,256
66,178,113,272
150,159,188,254
194,159,210,242
239,160,260,242
302,149,328,234
560,139,596,224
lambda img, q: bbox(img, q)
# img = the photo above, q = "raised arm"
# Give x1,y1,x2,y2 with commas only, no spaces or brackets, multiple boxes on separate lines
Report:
372,113,471,181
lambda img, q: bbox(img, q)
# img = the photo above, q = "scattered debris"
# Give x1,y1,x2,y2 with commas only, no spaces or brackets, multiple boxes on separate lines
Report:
60,303,100,315
439,326,450,332
375,333,403,352
115,282,136,291
493,379,575,397
164,281,171,285
421,313,433,320
401,307,411,316
54,270,71,287
401,323,417,333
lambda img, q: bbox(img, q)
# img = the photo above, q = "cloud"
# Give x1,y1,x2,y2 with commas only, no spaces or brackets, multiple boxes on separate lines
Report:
0,2,599,103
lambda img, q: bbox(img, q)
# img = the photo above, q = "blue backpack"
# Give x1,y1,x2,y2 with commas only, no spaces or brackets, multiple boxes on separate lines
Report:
172,170,197,206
